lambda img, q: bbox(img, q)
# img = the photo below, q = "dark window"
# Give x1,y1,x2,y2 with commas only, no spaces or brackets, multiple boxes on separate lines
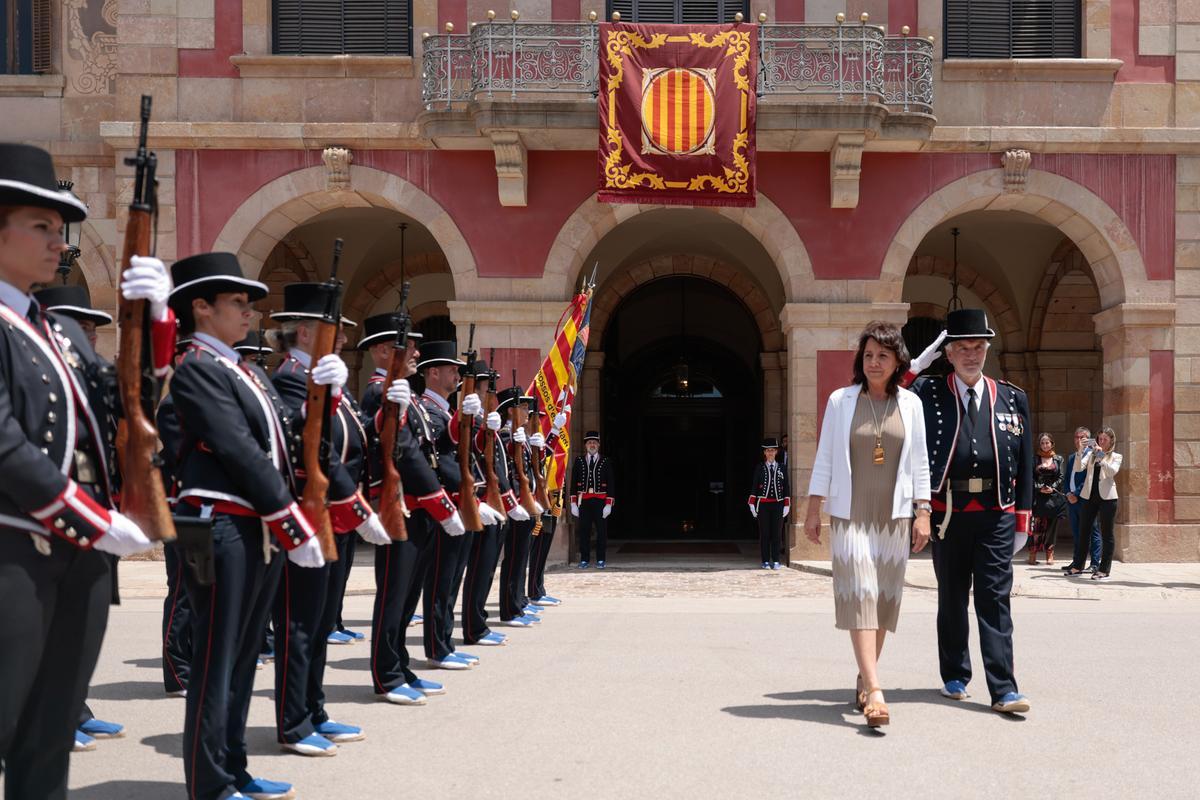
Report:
607,0,750,24
2,0,51,75
944,0,1080,59
274,0,412,56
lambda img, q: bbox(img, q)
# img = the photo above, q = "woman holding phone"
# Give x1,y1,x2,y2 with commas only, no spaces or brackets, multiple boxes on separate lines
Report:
1065,426,1122,580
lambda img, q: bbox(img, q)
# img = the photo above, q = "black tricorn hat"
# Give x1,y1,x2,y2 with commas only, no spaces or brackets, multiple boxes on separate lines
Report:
416,340,465,369
495,386,531,411
355,312,423,351
584,431,600,443
34,285,112,326
0,144,88,222
168,252,268,313
944,308,996,341
270,282,357,327
761,437,780,449
234,330,274,355
469,358,491,379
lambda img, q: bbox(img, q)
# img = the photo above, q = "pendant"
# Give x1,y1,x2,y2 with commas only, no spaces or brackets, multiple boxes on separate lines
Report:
873,437,885,465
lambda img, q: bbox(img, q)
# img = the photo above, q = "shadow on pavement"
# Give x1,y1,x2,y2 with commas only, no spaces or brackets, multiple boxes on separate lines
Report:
72,780,184,798
722,688,1026,730
140,732,182,757
252,683,379,706
122,657,162,670
88,681,175,701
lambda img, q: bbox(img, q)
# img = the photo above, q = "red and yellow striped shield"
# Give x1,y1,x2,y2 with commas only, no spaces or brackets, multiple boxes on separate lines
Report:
640,67,717,156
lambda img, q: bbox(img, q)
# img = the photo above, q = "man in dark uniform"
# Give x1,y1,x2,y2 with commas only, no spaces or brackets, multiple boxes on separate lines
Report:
267,283,392,757
526,404,568,606
0,143,165,799
496,388,540,627
166,252,329,800
907,309,1033,716
748,436,791,570
570,432,615,569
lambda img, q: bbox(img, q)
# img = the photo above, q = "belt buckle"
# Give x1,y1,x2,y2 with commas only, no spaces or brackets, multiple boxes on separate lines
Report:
968,477,984,493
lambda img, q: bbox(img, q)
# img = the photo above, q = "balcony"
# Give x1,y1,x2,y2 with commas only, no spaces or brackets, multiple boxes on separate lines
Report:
418,17,935,152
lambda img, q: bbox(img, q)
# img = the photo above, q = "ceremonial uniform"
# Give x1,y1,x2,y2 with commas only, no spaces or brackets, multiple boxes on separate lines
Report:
497,389,539,622
570,438,615,565
157,384,192,697
526,429,559,604
749,439,791,567
909,310,1033,707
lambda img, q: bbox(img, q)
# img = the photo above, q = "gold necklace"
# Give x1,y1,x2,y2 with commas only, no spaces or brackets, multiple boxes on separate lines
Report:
866,392,892,466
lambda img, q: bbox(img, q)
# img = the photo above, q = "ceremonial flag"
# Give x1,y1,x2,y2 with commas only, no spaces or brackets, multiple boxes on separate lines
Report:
527,283,594,516
598,22,757,207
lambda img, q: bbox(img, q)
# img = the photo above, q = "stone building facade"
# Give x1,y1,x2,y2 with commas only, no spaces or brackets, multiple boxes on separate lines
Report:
2,0,1195,561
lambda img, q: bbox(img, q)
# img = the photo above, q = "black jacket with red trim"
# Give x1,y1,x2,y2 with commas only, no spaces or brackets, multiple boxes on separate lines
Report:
397,395,457,522
419,392,466,494
570,453,614,505
749,461,790,505
360,371,386,493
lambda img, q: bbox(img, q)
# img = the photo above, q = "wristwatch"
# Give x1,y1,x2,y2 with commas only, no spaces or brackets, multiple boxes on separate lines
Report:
914,501,932,513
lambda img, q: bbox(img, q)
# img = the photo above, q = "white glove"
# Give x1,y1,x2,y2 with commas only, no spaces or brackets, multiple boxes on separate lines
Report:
122,255,172,322
461,393,482,417
440,511,466,537
911,330,948,374
479,502,506,525
507,503,530,522
94,510,155,556
602,504,612,519
513,427,527,444
533,500,545,515
782,503,791,519
486,411,502,431
570,501,579,517
551,411,567,431
311,354,347,391
529,433,545,448
356,512,391,545
386,378,411,406
749,504,758,519
288,534,326,568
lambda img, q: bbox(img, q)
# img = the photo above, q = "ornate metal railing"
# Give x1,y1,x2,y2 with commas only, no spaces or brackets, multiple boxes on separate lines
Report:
421,18,934,114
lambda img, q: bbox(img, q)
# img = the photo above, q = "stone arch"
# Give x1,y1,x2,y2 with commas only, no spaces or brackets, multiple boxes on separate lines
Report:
1027,239,1100,352
212,165,476,288
343,251,452,322
879,169,1159,308
588,254,786,352
540,191,814,302
905,254,1023,346
74,221,118,309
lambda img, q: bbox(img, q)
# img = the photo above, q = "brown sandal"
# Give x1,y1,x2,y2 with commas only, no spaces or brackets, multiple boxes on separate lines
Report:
854,675,866,712
863,688,890,727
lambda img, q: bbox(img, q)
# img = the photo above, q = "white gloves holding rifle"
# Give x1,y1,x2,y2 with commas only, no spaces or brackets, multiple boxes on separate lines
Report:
356,513,391,545
440,512,466,537
386,379,411,406
486,412,502,431
122,255,172,322
95,511,155,557
480,502,507,526
513,427,527,445
529,433,545,448
461,393,482,417
311,354,347,391
288,535,326,568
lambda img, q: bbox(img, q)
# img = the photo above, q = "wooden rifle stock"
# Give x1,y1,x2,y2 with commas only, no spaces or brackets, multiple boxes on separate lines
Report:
511,372,539,518
456,327,483,532
300,240,344,561
115,94,175,542
482,362,503,513
378,284,411,542
530,406,551,512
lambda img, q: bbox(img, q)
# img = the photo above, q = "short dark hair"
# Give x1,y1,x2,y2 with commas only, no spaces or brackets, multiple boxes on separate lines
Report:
852,321,911,396
177,290,220,336
0,206,13,228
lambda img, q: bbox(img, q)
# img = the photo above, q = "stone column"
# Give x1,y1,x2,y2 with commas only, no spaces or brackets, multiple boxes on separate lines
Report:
760,351,785,439
1092,302,1178,560
780,302,909,561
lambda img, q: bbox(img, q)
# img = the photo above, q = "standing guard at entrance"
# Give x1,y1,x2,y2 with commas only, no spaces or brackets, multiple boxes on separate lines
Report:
907,308,1033,716
570,432,614,568
749,438,790,569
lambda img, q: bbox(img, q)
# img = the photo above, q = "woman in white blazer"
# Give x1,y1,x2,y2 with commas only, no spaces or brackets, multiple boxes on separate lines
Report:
1067,426,1122,581
804,322,932,728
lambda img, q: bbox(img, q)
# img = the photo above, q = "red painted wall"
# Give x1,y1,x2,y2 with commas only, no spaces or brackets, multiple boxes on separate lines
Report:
816,350,855,432
1111,1,1174,84
552,0,581,21
487,348,544,393
774,0,805,23
887,0,918,35
177,0,241,78
1148,350,1174,519
439,0,468,33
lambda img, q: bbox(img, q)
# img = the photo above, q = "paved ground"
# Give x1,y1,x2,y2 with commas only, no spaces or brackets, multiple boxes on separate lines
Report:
20,554,1200,798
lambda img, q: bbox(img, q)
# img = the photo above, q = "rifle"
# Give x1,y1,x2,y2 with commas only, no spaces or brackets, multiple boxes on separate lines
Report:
511,370,540,519
481,351,504,514
456,325,483,532
529,399,551,513
377,282,411,542
299,239,344,562
115,95,175,542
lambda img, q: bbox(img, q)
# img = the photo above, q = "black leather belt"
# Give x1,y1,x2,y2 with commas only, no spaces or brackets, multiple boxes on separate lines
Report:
948,477,994,493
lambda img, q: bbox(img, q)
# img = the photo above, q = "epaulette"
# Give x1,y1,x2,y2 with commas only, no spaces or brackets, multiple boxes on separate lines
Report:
998,379,1026,394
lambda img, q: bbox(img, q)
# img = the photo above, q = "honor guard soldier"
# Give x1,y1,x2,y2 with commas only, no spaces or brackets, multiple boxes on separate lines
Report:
906,309,1033,716
167,252,329,800
526,403,568,606
495,387,540,627
357,311,420,500
570,431,615,568
458,359,515,646
416,341,506,668
749,437,791,570
0,143,167,799
267,283,391,757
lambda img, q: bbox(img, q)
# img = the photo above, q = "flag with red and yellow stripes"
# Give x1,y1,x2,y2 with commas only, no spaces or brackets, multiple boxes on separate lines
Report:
599,22,756,207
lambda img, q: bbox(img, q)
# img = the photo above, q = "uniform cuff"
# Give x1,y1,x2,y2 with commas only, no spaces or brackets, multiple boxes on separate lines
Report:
413,489,457,523
150,308,177,377
264,502,316,550
500,490,518,513
329,491,372,534
29,480,112,549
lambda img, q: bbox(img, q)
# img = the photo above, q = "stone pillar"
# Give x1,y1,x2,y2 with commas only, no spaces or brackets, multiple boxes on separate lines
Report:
780,302,909,561
760,351,785,439
1092,302,1180,560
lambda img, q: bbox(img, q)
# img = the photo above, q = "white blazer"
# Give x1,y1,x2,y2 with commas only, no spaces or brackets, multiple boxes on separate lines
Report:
1076,448,1122,501
807,385,931,521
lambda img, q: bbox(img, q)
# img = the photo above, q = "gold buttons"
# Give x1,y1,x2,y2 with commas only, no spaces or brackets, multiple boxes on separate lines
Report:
47,411,56,423
41,374,50,384
54,518,66,529
66,526,77,538
44,430,53,442
48,392,57,403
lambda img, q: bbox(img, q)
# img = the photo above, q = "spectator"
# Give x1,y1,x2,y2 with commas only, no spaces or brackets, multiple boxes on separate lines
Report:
1062,427,1102,574
1029,433,1066,565
1066,426,1122,581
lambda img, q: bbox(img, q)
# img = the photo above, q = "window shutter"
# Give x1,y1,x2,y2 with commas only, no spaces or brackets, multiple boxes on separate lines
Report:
681,0,720,24
31,0,50,74
945,0,1081,59
606,0,750,23
610,0,634,20
274,0,412,56
637,0,678,23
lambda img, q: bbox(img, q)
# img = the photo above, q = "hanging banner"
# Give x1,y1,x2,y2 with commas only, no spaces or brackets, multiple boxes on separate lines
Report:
598,22,757,207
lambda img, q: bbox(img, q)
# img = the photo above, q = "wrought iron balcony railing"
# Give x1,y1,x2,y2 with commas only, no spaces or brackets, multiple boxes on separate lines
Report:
421,18,933,115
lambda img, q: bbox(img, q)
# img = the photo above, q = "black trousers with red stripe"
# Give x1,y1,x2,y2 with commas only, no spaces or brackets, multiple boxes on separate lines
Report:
756,502,785,564
370,511,433,693
499,517,535,620
162,541,192,695
461,522,504,643
577,498,608,562
0,531,111,800
443,529,475,650
180,510,284,800
527,514,556,601
312,531,356,725
332,533,357,633
422,524,471,660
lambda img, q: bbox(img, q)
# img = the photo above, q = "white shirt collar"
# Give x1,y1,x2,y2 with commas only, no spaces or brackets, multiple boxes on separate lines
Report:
0,278,36,315
193,332,242,363
288,349,312,370
374,367,388,377
954,374,986,409
422,387,449,414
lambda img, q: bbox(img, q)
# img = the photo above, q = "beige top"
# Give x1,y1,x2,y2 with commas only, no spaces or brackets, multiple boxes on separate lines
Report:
847,392,906,526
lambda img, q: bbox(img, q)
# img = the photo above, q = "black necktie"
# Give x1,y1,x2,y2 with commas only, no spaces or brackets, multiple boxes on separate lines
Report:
966,387,979,429
26,299,42,328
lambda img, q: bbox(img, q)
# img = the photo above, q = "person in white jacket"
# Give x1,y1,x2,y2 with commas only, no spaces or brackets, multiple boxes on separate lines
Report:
804,321,932,728
1066,426,1122,581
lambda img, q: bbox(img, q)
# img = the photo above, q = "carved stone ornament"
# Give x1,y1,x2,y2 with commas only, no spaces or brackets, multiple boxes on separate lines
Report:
322,146,353,191
491,131,528,207
1001,149,1031,194
830,133,866,209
